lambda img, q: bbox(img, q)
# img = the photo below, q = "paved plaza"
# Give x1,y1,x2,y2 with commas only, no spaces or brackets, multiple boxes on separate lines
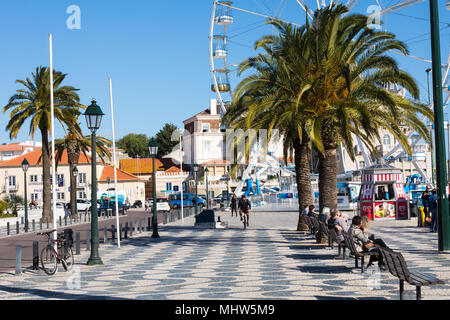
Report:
0,211,449,300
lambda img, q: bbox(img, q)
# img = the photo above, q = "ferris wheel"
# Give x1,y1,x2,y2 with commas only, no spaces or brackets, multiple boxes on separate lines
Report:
209,0,437,115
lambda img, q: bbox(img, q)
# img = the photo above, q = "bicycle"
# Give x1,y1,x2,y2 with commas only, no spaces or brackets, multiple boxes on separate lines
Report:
37,229,74,275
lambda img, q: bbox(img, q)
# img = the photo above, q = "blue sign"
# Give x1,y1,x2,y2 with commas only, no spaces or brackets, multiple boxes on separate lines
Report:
173,186,179,191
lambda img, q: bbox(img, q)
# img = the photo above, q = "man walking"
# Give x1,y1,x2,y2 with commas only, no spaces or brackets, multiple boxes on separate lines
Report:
230,194,238,217
238,194,251,226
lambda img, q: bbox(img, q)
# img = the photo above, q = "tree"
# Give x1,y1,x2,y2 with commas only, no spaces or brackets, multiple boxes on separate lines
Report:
2,66,81,222
304,5,433,211
3,194,24,216
222,21,315,231
155,123,179,158
117,133,150,158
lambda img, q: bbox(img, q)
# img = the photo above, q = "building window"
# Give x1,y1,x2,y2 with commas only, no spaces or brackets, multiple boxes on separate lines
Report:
30,175,39,183
57,174,64,187
8,176,16,188
359,161,365,168
57,192,65,200
3,151,13,157
79,173,86,184
166,182,172,191
202,123,210,133
31,193,39,201
202,140,211,153
78,191,86,199
383,134,391,145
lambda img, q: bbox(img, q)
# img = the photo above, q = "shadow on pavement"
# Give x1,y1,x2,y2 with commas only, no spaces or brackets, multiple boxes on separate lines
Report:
0,285,131,300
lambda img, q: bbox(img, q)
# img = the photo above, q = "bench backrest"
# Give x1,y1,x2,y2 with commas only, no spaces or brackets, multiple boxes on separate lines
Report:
342,231,359,255
319,221,330,236
329,227,339,243
379,248,412,282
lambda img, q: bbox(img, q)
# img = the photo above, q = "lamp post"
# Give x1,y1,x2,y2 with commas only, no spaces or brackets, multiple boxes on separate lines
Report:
429,0,450,251
148,138,160,238
426,68,436,186
21,158,29,232
84,99,104,265
72,166,78,220
193,163,199,214
205,167,209,209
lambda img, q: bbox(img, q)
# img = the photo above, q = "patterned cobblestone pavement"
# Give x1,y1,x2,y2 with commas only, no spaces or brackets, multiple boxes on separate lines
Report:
0,211,449,300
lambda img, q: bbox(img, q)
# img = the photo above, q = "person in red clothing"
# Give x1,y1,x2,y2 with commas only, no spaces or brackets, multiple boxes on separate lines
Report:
238,194,251,226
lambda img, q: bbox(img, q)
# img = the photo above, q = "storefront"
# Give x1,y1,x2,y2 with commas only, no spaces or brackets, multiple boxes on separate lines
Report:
358,162,409,220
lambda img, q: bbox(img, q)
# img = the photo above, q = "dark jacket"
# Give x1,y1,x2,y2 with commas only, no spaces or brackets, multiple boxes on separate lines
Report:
238,198,251,211
230,197,237,208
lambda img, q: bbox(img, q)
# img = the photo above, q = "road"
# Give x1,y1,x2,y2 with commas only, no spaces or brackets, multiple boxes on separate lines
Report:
0,208,179,275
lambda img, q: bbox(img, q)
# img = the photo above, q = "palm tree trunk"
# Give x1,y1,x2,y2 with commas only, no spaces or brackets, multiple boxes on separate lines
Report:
318,148,338,212
293,134,313,231
41,128,52,223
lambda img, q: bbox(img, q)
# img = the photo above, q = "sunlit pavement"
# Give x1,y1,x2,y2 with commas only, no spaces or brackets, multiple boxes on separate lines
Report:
0,211,449,300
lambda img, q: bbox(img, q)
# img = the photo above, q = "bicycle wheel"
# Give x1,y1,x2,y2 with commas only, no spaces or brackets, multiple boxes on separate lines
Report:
40,246,57,275
60,246,74,271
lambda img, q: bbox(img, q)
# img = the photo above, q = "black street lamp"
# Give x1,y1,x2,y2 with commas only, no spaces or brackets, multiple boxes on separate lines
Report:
72,166,78,221
193,163,199,214
148,138,160,238
85,99,104,265
205,167,209,209
21,158,29,232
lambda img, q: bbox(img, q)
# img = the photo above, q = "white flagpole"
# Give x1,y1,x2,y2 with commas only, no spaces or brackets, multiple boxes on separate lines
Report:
180,134,184,222
109,78,121,248
49,34,57,241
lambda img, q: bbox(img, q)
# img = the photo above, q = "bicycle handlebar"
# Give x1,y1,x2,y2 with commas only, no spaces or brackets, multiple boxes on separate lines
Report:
37,229,57,236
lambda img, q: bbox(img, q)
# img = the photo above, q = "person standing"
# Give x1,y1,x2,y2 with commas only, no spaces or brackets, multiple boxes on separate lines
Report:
238,194,251,226
230,194,238,217
421,186,431,222
429,189,438,233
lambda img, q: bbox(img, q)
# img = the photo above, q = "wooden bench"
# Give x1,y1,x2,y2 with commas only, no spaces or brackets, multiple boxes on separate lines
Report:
303,215,315,235
379,248,444,300
342,231,379,273
329,227,346,259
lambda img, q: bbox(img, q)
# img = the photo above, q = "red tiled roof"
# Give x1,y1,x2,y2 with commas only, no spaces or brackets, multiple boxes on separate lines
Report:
0,144,27,152
120,158,164,174
99,166,140,182
164,166,183,173
0,148,92,167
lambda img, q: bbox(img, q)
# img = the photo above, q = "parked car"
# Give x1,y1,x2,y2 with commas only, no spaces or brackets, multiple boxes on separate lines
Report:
149,198,170,213
132,200,142,208
168,193,206,210
76,199,90,211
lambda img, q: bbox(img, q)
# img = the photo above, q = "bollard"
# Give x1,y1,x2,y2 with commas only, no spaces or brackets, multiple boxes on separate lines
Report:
15,246,22,275
75,232,80,255
111,225,116,242
119,224,123,240
46,218,49,229
7,222,10,236
104,227,107,244
163,213,167,224
16,221,19,234
64,216,67,226
86,231,91,251
32,219,35,231
39,218,42,230
129,222,133,237
124,222,128,239
84,212,87,222
21,217,24,224
32,241,39,270
59,216,62,227
70,216,72,225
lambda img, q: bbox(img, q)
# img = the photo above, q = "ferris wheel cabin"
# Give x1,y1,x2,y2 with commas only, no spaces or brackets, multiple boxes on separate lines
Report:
214,1,234,25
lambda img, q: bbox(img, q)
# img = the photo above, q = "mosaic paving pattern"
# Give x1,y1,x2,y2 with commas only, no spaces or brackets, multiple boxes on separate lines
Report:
0,212,449,300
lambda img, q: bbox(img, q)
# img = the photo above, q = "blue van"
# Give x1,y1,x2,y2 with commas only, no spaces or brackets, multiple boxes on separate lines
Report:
168,193,206,209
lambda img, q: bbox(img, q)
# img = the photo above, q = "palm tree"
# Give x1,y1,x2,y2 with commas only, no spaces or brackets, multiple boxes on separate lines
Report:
52,114,112,219
304,5,433,211
222,21,316,231
2,66,81,222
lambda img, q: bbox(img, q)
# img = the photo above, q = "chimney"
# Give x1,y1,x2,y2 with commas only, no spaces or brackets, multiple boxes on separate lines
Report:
210,99,217,116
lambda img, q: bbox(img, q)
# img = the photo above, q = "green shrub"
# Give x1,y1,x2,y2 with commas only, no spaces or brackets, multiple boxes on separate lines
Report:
0,200,8,214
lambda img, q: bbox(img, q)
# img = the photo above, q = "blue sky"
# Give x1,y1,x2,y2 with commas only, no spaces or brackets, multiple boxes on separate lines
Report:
0,0,449,144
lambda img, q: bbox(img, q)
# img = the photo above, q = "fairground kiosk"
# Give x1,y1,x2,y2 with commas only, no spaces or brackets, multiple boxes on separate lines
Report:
358,162,409,220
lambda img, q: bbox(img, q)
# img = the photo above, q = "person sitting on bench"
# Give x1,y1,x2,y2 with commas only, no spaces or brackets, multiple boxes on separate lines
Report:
350,216,390,271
